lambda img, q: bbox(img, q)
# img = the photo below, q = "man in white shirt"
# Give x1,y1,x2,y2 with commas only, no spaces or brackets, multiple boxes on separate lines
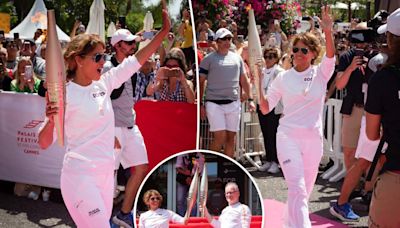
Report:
204,182,251,228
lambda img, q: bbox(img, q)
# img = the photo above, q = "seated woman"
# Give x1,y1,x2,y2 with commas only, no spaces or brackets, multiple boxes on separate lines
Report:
138,189,188,227
146,48,195,103
10,56,41,93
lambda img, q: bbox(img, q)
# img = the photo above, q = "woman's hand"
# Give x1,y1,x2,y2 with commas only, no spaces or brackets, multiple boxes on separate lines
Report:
45,92,58,125
318,5,333,33
155,67,169,81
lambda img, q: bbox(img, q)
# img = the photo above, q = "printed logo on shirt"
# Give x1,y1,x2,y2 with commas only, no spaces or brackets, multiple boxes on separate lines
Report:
92,91,106,98
304,77,312,82
88,208,101,216
74,200,84,208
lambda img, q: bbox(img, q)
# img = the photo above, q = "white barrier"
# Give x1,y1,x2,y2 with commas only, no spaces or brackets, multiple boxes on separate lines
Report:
0,92,65,188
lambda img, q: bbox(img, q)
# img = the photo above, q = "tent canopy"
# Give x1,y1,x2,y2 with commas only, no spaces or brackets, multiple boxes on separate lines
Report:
9,0,70,41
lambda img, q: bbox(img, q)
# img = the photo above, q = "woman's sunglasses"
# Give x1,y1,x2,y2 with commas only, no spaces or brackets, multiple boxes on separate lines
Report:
292,47,309,55
85,53,107,63
150,197,160,201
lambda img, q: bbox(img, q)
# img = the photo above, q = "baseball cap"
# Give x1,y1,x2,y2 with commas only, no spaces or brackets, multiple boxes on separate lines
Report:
377,8,400,36
214,28,233,40
111,29,140,46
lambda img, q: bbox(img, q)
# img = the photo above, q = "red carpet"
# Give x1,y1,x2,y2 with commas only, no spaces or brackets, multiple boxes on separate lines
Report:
264,199,349,227
135,100,197,171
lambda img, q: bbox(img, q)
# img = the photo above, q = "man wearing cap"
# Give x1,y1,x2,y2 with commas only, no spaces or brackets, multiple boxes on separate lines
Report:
199,28,254,158
365,7,400,227
19,39,46,79
204,182,251,228
102,28,150,228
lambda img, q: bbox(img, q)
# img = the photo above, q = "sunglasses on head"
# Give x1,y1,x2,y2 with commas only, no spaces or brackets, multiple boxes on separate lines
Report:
85,53,107,63
150,197,160,201
219,36,232,41
123,40,135,45
292,47,309,55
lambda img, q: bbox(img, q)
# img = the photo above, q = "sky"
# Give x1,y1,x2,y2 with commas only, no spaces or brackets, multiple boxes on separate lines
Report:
142,0,184,20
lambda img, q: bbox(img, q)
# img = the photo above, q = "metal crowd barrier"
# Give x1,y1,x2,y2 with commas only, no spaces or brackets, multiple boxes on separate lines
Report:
200,98,346,182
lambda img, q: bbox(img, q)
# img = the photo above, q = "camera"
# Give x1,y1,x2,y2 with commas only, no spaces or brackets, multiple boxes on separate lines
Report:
143,31,155,40
349,29,374,43
354,48,365,57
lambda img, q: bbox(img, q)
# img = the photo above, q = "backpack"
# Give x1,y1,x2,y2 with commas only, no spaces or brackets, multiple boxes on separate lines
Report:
109,56,137,100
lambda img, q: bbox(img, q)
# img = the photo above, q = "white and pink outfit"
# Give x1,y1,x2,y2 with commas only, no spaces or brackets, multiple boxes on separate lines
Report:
266,55,335,227
52,56,141,227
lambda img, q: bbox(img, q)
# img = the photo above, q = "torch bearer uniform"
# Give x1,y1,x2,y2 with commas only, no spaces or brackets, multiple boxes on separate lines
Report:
57,56,141,227
265,55,335,227
138,208,185,228
211,202,251,228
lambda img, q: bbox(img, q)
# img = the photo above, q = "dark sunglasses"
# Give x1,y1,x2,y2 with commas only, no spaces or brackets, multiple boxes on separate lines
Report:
264,54,277,60
219,37,232,41
150,197,160,201
123,40,136,45
85,53,107,63
292,47,309,55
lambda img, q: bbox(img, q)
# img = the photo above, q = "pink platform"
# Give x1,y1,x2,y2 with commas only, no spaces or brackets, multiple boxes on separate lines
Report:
263,199,349,227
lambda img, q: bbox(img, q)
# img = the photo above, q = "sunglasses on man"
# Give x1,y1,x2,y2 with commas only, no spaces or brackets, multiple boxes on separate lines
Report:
218,36,232,41
292,47,309,55
264,54,278,59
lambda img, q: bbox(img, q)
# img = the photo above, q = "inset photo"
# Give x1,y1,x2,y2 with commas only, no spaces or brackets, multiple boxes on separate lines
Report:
134,150,263,227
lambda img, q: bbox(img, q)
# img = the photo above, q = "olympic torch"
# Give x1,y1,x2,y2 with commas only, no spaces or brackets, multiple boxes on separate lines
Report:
46,10,66,146
199,163,208,217
248,8,264,103
184,166,199,220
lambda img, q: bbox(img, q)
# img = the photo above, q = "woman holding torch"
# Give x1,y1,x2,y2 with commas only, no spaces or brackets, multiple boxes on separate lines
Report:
38,4,170,227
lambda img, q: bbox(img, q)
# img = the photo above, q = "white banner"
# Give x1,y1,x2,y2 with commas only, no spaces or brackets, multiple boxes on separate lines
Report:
0,92,65,188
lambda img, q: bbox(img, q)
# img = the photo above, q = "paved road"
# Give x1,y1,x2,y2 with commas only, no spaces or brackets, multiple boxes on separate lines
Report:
250,166,369,228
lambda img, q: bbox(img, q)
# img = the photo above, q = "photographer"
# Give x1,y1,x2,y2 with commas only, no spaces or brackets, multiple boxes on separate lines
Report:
19,39,46,79
10,56,40,93
0,48,13,91
335,23,376,171
146,48,195,103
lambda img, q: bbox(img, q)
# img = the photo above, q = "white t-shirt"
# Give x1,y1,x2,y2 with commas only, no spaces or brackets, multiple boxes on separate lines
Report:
138,208,185,228
60,56,141,174
211,202,252,228
266,55,335,132
261,64,285,114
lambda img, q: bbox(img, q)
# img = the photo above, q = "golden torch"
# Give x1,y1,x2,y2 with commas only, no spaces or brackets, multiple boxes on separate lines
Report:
199,163,208,217
184,166,199,220
247,8,264,103
46,10,66,146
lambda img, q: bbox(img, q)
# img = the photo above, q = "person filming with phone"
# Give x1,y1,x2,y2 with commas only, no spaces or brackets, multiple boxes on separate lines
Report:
19,39,46,79
10,56,40,93
146,48,195,103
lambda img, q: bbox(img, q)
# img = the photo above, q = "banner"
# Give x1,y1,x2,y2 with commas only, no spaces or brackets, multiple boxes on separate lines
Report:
0,92,64,188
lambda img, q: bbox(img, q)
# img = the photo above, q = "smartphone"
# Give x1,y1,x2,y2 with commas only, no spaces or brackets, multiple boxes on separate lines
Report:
118,16,126,29
237,35,244,43
24,65,33,80
143,31,154,40
207,34,214,41
167,68,180,77
13,33,19,40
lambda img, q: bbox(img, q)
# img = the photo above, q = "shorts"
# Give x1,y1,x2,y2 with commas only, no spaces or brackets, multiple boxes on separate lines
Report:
206,100,241,132
114,126,148,169
60,170,114,228
369,171,400,227
354,117,380,162
341,105,363,148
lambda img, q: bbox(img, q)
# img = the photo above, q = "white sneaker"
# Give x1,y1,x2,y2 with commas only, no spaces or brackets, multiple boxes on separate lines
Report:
258,161,272,172
268,162,280,174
